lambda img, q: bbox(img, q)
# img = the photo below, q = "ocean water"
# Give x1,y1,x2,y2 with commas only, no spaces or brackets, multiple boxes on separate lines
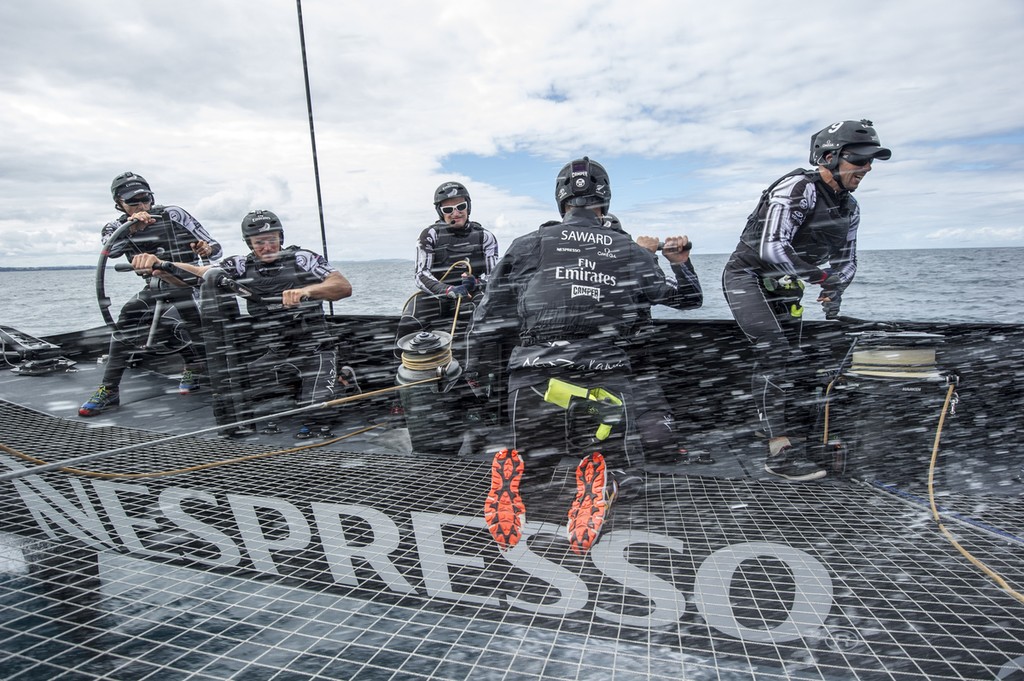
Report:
1,247,1021,339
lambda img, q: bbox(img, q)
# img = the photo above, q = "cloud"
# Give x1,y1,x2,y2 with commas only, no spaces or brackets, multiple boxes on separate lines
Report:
926,226,1024,243
1,0,1023,266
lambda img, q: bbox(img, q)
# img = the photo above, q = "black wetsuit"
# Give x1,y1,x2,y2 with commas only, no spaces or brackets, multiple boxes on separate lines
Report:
469,209,702,480
396,220,499,363
216,247,339,422
603,220,704,461
722,168,858,440
100,205,222,388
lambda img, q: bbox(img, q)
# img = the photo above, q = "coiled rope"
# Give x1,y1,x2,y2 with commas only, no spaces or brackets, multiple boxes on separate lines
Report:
398,259,472,374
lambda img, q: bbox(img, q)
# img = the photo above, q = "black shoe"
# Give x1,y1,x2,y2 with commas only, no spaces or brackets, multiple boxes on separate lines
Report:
764,445,826,482
610,468,646,502
682,449,715,465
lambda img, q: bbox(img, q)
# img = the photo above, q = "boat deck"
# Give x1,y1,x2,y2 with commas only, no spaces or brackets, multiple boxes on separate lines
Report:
1,351,1023,680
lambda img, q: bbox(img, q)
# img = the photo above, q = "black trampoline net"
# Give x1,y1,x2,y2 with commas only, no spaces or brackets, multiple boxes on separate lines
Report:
1,400,1023,680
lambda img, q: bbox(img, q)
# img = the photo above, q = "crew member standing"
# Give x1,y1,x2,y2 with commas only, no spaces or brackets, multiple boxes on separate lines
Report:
722,119,891,481
79,171,221,417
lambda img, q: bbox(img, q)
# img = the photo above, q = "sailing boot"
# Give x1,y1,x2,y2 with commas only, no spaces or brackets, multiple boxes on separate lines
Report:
79,385,120,417
764,437,826,482
484,448,526,551
567,452,617,555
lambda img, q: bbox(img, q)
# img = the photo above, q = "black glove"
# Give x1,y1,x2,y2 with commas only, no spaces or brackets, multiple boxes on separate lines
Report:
465,371,489,399
461,274,479,294
446,284,472,299
815,269,842,289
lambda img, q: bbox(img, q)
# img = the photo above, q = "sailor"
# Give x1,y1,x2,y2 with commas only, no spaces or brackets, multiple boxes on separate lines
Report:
395,181,499,358
467,157,700,554
79,171,222,417
602,214,706,466
722,119,892,481
137,209,352,437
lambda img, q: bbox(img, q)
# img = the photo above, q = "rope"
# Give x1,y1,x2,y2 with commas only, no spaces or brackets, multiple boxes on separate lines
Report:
821,370,1023,604
0,337,17,369
397,259,473,373
0,424,381,480
400,348,453,372
0,377,438,483
926,383,1024,605
821,379,836,445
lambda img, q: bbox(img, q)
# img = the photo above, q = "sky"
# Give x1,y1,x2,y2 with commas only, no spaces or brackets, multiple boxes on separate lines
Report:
1,0,1023,267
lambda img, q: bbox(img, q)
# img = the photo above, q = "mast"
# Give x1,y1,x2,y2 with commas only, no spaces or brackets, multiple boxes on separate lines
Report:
295,0,333,315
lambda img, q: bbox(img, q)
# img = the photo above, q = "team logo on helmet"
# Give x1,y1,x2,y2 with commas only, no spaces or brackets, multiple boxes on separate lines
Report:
439,183,461,198
242,209,283,238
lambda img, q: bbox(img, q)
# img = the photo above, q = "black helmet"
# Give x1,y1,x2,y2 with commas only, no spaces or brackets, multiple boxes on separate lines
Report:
810,119,892,168
110,171,152,201
433,181,472,219
555,157,611,217
602,213,624,233
241,209,284,244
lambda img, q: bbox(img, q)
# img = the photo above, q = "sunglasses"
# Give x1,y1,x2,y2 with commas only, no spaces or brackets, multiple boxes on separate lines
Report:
123,193,153,205
839,153,874,167
440,201,468,215
249,235,280,248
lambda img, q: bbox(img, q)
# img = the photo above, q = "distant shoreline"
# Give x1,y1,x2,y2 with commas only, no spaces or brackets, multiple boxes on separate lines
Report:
0,265,96,272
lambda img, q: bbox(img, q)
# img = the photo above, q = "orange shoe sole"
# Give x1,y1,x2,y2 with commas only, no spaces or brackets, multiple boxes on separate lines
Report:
484,448,525,550
567,452,614,555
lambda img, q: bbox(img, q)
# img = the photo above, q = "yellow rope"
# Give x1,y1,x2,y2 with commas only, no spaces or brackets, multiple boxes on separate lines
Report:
397,259,472,373
822,375,1023,604
926,383,1024,605
0,378,441,482
821,379,836,444
0,424,383,480
400,348,453,372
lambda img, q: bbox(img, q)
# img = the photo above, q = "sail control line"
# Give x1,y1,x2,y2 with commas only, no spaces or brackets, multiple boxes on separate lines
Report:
0,377,439,483
925,383,1024,606
0,424,381,480
393,260,476,456
295,0,332,314
818,331,1024,606
395,257,474,394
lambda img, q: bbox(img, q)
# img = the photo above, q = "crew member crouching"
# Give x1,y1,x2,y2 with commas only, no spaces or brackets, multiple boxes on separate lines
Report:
467,157,699,555
135,209,352,437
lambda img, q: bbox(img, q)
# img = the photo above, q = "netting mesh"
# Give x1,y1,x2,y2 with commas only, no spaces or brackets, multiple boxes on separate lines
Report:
2,399,1024,680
